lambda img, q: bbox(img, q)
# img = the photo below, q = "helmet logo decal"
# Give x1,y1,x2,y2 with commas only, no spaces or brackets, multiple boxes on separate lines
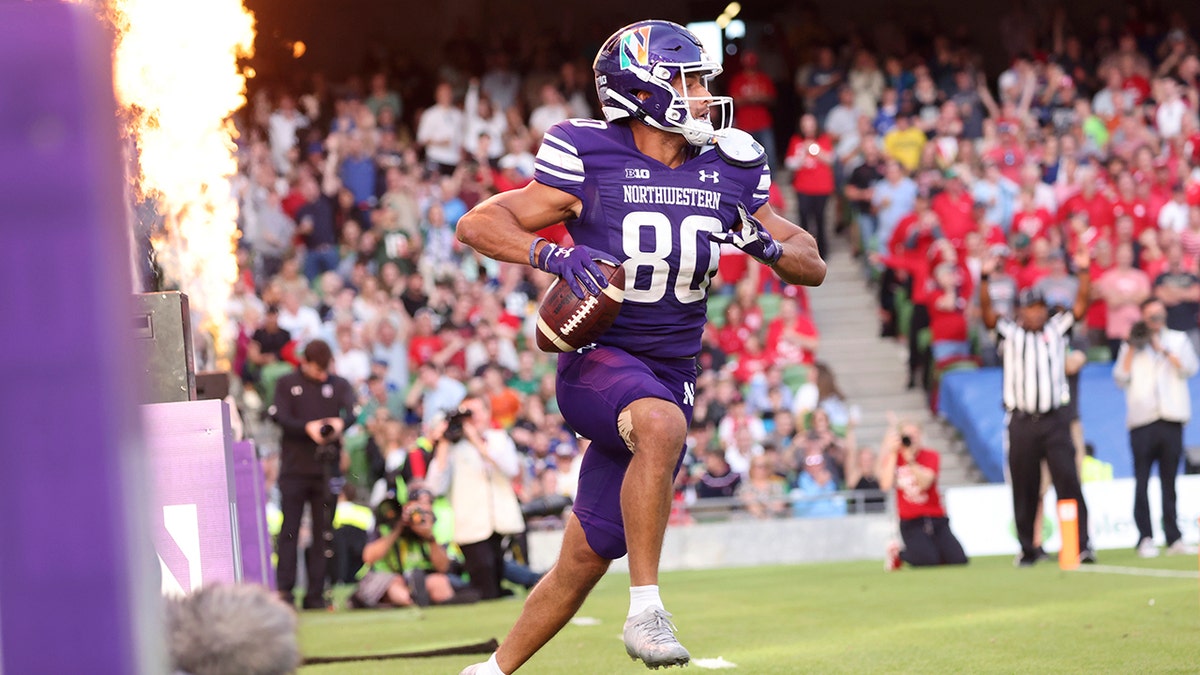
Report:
619,26,652,69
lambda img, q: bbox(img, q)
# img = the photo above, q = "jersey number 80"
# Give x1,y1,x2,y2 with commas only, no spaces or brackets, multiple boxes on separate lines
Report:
621,210,722,305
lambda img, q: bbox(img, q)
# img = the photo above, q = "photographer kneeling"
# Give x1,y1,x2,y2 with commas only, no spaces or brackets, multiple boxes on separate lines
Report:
352,487,480,608
877,417,968,568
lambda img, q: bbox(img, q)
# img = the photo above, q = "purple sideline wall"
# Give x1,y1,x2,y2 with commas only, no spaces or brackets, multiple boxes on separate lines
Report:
0,3,162,673
143,400,243,593
233,440,274,588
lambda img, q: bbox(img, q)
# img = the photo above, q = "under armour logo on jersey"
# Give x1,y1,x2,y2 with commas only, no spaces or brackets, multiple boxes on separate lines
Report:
683,382,695,406
698,170,720,183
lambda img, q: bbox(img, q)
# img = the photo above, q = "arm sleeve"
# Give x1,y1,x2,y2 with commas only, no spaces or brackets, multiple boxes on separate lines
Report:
1048,311,1075,336
1172,332,1200,378
1112,342,1132,388
994,318,1015,340
533,122,587,200
339,379,359,429
487,432,521,479
270,378,308,438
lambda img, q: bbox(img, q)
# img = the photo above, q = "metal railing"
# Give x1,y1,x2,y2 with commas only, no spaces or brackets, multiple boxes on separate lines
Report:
678,488,891,521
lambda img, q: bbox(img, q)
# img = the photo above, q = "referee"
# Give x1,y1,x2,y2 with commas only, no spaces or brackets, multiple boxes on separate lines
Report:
979,249,1096,567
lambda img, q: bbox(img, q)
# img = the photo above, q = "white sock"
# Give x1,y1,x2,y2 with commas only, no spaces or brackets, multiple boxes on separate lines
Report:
628,584,664,618
478,652,506,675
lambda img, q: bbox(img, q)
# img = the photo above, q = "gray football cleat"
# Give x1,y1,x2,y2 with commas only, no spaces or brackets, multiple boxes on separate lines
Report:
623,608,690,669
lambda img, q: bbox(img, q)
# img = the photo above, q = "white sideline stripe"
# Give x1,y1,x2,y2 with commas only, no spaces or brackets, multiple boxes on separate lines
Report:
535,143,585,173
1072,564,1199,579
535,161,585,183
536,316,575,352
542,132,578,155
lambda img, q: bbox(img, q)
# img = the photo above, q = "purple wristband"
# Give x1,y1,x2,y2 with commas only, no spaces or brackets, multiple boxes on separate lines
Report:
528,237,547,268
536,241,558,270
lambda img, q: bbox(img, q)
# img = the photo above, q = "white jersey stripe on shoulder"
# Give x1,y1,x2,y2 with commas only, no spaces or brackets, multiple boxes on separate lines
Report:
757,173,771,190
535,161,585,183
541,132,578,155
535,143,585,174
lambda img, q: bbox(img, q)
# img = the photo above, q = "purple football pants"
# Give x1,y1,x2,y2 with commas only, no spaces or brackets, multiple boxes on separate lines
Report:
556,345,695,559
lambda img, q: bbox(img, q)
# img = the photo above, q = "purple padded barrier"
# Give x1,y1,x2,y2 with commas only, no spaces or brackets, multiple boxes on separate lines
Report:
0,3,162,673
232,440,274,588
143,400,242,592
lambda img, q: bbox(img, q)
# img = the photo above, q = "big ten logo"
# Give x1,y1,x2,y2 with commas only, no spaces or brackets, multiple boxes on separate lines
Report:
625,167,650,180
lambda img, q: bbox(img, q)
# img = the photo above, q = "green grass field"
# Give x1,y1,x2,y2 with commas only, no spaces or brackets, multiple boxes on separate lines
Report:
299,550,1200,674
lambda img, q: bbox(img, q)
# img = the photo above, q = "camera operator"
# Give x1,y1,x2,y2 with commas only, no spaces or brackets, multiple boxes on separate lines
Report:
268,339,357,610
877,417,968,568
426,395,526,600
1113,299,1199,557
351,487,479,608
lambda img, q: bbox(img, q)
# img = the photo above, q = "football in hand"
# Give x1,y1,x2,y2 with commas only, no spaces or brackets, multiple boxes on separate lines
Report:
535,259,626,353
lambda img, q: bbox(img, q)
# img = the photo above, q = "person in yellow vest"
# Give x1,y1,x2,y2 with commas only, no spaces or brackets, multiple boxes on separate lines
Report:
1080,443,1114,483
331,483,375,585
350,487,480,608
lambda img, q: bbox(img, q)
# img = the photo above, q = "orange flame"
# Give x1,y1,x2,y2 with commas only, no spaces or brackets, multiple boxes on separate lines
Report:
105,0,256,368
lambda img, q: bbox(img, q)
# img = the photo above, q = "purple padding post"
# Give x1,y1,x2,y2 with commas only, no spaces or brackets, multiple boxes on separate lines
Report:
0,4,160,674
233,440,274,588
143,400,242,592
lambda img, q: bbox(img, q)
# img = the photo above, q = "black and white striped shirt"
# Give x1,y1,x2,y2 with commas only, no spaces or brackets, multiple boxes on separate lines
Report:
996,313,1074,414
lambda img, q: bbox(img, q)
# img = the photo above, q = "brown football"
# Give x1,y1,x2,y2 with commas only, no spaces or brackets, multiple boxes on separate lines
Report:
535,259,626,353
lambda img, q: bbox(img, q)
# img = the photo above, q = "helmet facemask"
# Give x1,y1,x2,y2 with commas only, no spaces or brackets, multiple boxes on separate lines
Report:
602,60,733,146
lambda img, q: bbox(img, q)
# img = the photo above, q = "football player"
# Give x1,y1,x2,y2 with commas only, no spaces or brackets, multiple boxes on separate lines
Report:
456,20,825,674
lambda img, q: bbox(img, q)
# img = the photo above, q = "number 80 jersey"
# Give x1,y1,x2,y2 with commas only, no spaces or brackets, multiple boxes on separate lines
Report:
534,118,773,360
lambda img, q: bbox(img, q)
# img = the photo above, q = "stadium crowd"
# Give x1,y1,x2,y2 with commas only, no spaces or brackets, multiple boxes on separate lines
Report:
221,3,1200,601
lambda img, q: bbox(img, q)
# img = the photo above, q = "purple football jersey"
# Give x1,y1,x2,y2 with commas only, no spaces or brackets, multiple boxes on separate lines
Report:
535,119,772,359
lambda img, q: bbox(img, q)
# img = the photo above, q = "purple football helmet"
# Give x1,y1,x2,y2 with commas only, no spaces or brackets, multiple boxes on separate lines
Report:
593,20,733,146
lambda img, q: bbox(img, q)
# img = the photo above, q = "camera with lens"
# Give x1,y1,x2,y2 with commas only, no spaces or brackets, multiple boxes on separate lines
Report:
1128,321,1152,350
442,408,472,444
900,434,913,448
319,423,336,438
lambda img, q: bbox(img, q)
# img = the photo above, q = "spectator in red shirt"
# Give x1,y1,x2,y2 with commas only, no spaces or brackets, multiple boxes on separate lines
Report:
765,296,820,366
917,261,973,365
407,309,444,371
1010,189,1055,241
1111,171,1151,237
931,171,975,246
785,113,836,255
1015,236,1055,290
1059,167,1115,233
983,126,1027,184
715,302,754,358
733,334,773,386
728,51,778,165
1138,228,1168,280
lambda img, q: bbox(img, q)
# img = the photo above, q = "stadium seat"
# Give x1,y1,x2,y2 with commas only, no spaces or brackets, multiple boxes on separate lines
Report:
758,293,782,323
782,363,809,391
894,288,912,339
258,361,296,410
707,294,732,325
